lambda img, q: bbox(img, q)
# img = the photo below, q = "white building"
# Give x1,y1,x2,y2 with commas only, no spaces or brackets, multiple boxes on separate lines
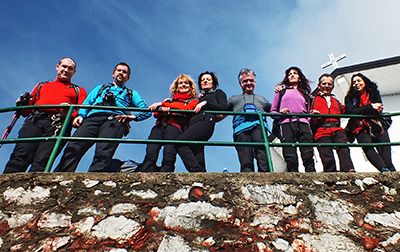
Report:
271,55,400,173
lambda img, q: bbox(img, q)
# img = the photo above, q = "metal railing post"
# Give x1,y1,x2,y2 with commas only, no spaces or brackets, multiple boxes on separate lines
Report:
44,105,75,172
258,113,274,172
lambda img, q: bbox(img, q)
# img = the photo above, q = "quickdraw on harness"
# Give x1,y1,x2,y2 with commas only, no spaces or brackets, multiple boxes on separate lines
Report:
50,113,64,136
28,111,64,136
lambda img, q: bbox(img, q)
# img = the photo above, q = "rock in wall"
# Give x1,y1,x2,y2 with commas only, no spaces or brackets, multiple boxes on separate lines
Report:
1,172,400,251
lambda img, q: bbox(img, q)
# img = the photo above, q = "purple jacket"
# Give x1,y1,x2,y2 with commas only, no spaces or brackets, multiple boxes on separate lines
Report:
270,88,309,125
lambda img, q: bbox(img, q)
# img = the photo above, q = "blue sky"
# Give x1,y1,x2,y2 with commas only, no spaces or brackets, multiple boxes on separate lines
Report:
1,0,399,173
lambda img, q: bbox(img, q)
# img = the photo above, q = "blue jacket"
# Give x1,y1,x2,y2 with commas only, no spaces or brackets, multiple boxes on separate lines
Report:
227,94,271,135
77,83,151,121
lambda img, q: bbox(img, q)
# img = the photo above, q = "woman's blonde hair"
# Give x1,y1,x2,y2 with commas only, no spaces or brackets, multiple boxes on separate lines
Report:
170,74,197,97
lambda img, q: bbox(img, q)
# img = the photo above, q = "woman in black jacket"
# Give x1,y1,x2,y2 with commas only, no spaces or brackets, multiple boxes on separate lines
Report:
345,73,395,172
176,71,228,172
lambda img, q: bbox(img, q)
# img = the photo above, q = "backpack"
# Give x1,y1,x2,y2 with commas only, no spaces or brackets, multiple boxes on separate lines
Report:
271,88,311,140
106,158,140,172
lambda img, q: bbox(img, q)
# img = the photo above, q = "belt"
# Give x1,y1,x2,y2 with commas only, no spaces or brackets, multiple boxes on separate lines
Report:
31,110,65,136
32,110,51,117
32,110,62,118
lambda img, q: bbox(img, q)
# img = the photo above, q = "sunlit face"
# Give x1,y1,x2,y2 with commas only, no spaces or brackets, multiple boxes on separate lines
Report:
177,78,190,94
200,74,213,92
288,69,300,84
318,76,334,96
240,74,256,94
56,58,76,82
352,76,366,93
113,65,130,86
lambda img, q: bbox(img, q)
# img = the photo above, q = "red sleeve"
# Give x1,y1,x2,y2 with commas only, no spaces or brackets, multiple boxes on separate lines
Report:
185,99,199,110
162,99,198,110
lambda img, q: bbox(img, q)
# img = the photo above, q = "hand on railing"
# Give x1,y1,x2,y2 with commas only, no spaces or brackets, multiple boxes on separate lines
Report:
279,108,290,114
194,101,207,113
371,103,383,113
115,115,137,123
148,102,162,111
59,102,72,118
73,117,84,128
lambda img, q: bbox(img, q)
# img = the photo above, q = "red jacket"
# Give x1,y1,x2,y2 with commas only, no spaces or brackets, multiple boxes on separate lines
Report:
311,93,345,140
154,97,198,130
21,78,87,118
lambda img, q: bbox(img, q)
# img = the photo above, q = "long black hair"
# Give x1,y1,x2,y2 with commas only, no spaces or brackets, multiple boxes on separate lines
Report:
348,73,380,101
280,66,311,95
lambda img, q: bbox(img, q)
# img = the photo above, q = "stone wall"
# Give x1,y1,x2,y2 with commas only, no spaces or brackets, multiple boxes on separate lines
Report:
1,172,400,251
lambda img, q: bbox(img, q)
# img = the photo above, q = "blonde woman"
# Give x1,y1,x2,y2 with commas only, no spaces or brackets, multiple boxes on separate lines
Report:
140,74,198,172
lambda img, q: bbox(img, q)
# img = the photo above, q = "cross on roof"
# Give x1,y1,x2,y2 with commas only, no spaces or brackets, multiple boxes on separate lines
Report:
321,53,346,70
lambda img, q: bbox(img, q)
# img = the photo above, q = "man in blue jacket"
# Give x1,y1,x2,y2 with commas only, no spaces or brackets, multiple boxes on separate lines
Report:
226,68,272,172
54,62,150,172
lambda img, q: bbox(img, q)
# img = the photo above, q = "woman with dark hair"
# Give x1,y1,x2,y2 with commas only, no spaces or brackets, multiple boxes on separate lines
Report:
140,74,198,172
270,67,315,172
176,71,228,172
345,73,395,172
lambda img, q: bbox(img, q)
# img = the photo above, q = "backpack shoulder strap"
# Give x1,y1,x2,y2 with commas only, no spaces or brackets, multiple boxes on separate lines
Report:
96,84,110,100
126,88,133,105
276,88,286,112
33,80,51,103
306,92,314,112
68,84,80,104
303,92,311,111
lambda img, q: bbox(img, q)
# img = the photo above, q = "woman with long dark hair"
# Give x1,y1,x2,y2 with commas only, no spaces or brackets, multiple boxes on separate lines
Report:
270,66,315,172
345,73,395,172
176,71,228,172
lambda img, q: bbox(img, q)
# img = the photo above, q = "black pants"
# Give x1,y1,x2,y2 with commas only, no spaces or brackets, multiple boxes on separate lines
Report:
356,130,395,171
4,115,70,173
233,125,270,172
281,122,315,172
140,123,182,172
176,115,215,172
316,130,354,172
54,113,124,172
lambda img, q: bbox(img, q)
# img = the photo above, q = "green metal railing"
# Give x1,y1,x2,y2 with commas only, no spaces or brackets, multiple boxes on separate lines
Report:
1,104,399,172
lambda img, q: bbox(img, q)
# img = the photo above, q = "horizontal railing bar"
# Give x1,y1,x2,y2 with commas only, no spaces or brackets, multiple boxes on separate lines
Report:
1,104,399,119
1,103,399,172
0,136,399,148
